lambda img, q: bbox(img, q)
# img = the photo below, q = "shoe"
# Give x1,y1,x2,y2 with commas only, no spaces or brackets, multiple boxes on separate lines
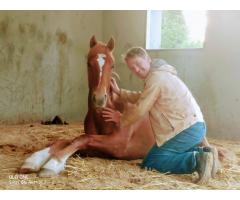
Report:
196,152,213,184
203,146,221,178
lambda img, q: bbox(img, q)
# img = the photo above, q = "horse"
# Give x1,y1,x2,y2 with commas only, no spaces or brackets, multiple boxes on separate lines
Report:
19,36,155,177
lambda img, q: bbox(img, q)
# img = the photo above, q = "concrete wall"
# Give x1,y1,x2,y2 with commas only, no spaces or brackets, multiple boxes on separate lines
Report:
0,11,102,123
103,10,240,140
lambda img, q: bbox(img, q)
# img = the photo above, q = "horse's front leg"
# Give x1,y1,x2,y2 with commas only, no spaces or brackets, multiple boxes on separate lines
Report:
84,109,98,135
38,134,90,177
87,133,129,159
36,111,97,177
19,139,71,174
37,133,128,177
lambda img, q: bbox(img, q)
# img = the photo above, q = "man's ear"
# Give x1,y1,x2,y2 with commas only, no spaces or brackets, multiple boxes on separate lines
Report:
107,37,115,51
90,35,97,48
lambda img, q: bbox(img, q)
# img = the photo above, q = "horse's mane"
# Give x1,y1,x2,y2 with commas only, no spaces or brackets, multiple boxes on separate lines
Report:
111,71,120,81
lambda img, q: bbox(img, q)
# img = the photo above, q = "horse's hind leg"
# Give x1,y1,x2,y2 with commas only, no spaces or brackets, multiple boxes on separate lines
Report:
19,139,71,174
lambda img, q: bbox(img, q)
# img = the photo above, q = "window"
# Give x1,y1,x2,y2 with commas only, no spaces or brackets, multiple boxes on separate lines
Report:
146,10,207,49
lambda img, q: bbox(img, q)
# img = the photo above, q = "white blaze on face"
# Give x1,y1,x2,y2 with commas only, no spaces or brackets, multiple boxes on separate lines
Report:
97,54,106,77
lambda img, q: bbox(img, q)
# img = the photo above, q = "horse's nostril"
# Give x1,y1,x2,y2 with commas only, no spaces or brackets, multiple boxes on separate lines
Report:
92,95,96,102
93,93,107,107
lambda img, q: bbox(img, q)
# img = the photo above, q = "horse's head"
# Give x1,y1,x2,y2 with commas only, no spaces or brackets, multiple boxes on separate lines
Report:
87,35,115,108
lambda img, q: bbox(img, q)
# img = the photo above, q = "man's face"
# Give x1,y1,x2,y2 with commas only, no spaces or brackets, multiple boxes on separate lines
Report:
125,56,151,79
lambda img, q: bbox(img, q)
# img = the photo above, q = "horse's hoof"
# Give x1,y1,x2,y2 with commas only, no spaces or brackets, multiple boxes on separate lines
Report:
19,162,40,174
19,166,36,174
19,148,51,173
38,158,65,177
38,168,58,177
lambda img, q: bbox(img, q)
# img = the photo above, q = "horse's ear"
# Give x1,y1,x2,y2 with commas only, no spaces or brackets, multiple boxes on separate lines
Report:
107,37,115,51
90,35,97,48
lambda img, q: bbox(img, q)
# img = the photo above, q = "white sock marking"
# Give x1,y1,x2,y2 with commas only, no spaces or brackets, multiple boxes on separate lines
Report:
41,153,71,174
21,147,51,171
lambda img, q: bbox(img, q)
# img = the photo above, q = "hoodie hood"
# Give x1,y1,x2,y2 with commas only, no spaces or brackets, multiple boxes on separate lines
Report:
150,59,178,75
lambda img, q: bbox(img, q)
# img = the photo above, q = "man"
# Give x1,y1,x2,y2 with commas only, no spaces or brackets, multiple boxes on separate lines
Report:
102,47,220,184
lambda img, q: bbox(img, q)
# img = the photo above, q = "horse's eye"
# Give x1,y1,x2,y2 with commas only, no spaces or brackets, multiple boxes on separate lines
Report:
112,65,114,69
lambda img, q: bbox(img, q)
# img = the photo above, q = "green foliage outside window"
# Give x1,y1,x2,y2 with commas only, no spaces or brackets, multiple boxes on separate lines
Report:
161,11,202,49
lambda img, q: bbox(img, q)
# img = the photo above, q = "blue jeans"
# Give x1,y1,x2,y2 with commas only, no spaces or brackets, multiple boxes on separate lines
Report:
141,122,206,174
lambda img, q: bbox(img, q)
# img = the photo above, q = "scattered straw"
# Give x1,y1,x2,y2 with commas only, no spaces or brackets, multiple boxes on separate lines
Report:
0,123,239,189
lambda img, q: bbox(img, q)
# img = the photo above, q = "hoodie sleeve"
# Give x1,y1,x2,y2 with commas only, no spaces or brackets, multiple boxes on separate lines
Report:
120,82,160,128
119,89,142,104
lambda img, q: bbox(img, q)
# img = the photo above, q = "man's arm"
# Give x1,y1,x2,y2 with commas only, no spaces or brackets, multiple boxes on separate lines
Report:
120,83,161,128
119,89,142,104
110,78,142,104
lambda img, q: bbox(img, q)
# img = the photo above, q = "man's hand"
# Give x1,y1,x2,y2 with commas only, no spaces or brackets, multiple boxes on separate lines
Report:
110,78,120,96
102,107,122,126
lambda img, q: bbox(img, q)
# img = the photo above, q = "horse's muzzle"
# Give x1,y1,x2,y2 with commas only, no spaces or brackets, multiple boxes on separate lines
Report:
92,93,107,108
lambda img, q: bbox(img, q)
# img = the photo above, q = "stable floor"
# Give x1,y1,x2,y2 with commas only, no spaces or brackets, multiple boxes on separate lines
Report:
0,123,239,189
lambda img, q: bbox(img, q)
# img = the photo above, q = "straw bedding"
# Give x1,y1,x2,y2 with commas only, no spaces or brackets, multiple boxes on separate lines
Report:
0,123,239,190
